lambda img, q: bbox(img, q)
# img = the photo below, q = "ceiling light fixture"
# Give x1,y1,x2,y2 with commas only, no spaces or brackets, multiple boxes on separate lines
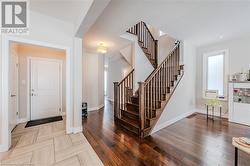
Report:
97,43,107,54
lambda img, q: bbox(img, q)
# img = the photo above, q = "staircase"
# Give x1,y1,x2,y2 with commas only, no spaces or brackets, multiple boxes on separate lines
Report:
114,21,184,137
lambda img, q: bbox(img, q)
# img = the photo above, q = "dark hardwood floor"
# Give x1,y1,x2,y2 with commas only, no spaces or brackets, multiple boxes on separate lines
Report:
82,100,250,166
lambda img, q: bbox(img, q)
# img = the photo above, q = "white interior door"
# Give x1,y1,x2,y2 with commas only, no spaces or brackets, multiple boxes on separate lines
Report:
9,50,19,131
30,58,62,120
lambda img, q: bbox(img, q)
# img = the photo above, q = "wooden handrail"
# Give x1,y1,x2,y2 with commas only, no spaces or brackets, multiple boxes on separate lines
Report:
142,22,156,42
145,41,180,84
118,69,134,86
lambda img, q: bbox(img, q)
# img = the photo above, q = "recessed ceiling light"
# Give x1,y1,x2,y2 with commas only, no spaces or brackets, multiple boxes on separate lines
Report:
219,35,223,39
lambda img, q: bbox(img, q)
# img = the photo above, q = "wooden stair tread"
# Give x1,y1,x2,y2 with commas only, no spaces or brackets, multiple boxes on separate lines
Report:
120,117,139,128
127,102,139,107
147,116,157,121
121,109,139,116
143,127,151,132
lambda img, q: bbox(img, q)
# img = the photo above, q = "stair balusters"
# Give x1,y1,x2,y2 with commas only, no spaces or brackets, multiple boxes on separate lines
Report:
114,21,184,137
114,69,134,120
138,41,182,134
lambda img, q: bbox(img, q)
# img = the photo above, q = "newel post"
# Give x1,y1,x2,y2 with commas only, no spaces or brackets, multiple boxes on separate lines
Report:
155,40,158,67
138,82,145,134
113,82,119,120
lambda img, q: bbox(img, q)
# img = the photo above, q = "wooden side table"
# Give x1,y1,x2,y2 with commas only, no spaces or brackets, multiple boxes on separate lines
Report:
232,137,250,166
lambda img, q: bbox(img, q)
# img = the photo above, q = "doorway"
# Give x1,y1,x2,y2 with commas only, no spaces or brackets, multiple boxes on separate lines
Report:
9,42,66,125
29,57,63,120
1,37,73,152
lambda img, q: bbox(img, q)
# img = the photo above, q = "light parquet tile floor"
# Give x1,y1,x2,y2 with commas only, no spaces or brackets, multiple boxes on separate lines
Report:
0,118,103,166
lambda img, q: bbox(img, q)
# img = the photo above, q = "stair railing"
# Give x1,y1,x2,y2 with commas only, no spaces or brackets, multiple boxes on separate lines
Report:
114,69,134,120
138,41,181,131
127,21,158,68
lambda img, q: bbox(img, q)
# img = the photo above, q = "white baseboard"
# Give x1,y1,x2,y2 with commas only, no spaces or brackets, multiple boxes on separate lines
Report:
18,118,28,124
60,112,66,116
106,97,114,102
72,126,83,134
151,111,195,134
0,144,8,152
88,104,105,112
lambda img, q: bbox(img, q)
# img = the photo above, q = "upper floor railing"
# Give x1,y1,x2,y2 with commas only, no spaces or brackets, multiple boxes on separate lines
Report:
127,21,158,68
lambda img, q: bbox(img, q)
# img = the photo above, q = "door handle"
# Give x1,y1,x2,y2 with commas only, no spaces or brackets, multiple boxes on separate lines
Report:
31,93,38,96
10,94,16,97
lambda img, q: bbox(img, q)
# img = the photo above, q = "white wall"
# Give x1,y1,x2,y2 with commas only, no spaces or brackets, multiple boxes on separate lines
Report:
0,36,2,145
120,44,133,65
147,24,160,40
158,35,176,65
82,52,104,110
134,41,154,91
0,10,83,151
195,36,250,116
106,54,132,101
152,41,196,133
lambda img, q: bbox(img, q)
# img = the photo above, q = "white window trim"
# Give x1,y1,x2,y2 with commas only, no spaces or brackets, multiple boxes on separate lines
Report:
202,49,229,100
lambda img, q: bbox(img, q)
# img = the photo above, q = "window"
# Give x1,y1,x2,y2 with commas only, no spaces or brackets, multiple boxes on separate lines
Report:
203,50,228,98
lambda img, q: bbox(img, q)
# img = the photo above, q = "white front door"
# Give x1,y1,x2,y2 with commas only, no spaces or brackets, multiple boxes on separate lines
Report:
30,58,62,120
9,50,19,131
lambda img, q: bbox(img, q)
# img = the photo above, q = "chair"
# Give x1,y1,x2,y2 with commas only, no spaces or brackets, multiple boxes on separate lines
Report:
205,90,222,121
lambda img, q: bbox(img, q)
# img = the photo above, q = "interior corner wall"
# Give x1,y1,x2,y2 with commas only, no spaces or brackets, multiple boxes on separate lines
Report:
195,36,250,116
120,44,133,65
82,52,104,110
98,54,105,108
151,41,196,134
134,41,154,91
158,35,176,64
106,53,132,101
0,36,2,145
73,37,83,131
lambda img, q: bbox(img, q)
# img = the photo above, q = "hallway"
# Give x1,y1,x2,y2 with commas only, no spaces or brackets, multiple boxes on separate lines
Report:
83,100,250,166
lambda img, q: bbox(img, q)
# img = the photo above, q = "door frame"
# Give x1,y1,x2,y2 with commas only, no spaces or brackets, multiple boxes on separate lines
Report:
27,57,63,120
9,49,19,130
1,36,72,151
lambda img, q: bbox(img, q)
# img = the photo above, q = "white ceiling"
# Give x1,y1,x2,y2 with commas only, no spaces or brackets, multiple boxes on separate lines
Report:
83,0,250,54
30,0,93,25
